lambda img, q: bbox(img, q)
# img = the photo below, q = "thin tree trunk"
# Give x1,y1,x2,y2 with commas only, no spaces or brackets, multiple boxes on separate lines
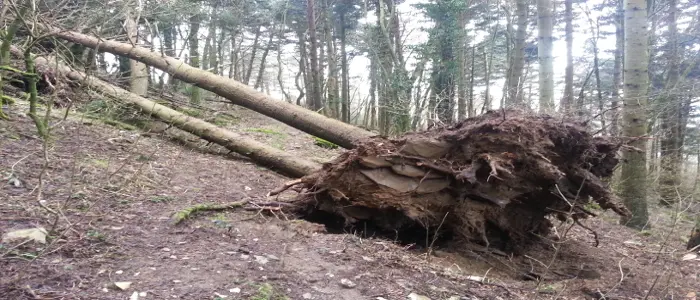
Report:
188,12,202,105
619,0,650,229
47,25,373,149
537,0,554,113
563,0,574,113
610,0,623,136
324,0,339,119
254,30,274,90
296,26,310,107
507,0,527,106
245,25,262,85
340,10,351,123
125,6,148,96
457,10,468,121
659,0,682,207
468,46,475,117
307,0,323,111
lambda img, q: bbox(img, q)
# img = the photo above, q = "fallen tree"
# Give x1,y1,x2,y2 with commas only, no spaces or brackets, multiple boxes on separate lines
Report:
272,110,630,253
41,25,373,149
12,46,320,178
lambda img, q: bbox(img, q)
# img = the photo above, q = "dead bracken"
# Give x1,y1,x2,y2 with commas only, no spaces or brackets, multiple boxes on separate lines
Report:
273,109,630,253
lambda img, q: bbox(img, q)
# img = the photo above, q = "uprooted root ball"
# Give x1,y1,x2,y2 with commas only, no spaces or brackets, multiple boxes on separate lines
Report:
274,109,630,253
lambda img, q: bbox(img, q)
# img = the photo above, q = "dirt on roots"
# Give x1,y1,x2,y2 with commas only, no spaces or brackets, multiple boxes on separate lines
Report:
281,109,629,254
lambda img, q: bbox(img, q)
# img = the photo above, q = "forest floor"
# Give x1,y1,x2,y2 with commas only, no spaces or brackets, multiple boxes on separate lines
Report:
1,97,699,300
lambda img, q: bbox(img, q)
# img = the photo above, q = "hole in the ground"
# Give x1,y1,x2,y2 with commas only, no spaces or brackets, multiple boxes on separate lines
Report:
300,207,455,250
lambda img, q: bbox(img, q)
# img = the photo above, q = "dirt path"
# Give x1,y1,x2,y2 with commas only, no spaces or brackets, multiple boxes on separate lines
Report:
1,105,698,300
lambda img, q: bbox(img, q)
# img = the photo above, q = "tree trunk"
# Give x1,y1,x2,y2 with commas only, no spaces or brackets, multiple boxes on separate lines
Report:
47,26,373,149
245,25,262,85
324,0,339,119
468,46,475,118
619,0,650,230
507,0,527,106
537,0,554,113
307,0,323,111
254,30,274,90
25,49,319,177
125,7,148,96
610,0,623,136
457,10,468,121
689,220,700,250
659,0,682,207
563,0,574,114
340,11,350,123
188,12,202,105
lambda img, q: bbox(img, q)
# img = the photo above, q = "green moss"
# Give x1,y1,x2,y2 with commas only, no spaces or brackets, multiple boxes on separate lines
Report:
251,283,289,300
247,127,285,136
312,136,339,149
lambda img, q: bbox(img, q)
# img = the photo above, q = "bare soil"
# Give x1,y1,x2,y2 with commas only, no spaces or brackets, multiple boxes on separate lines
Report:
1,103,698,300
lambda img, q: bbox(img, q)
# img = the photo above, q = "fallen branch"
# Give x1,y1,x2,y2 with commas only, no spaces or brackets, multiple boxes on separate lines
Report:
11,45,320,178
40,23,373,149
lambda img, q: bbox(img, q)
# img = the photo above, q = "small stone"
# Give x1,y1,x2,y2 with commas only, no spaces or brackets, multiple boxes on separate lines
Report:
115,270,124,275
302,293,313,299
340,278,356,289
362,256,375,262
161,248,171,252
254,255,269,265
229,288,241,293
169,255,177,259
139,292,147,297
114,282,132,290
172,280,181,283
240,254,250,259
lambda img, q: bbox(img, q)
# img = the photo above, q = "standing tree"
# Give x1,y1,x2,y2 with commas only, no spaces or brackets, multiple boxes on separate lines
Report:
618,0,649,229
125,3,148,96
562,0,573,113
506,0,528,106
537,0,554,113
306,0,323,111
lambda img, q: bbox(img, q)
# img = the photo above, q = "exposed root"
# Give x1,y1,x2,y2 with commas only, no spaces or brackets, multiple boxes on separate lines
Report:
273,109,630,254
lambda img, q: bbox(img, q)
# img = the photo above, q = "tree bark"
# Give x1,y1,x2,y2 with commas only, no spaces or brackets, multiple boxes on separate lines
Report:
324,0,339,119
457,10,467,121
23,48,319,177
188,12,202,105
125,6,148,97
619,0,650,230
254,30,274,90
46,26,373,149
507,0,527,107
610,0,623,136
245,25,262,86
307,0,324,111
537,0,554,113
340,10,350,123
563,0,574,114
659,0,682,207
